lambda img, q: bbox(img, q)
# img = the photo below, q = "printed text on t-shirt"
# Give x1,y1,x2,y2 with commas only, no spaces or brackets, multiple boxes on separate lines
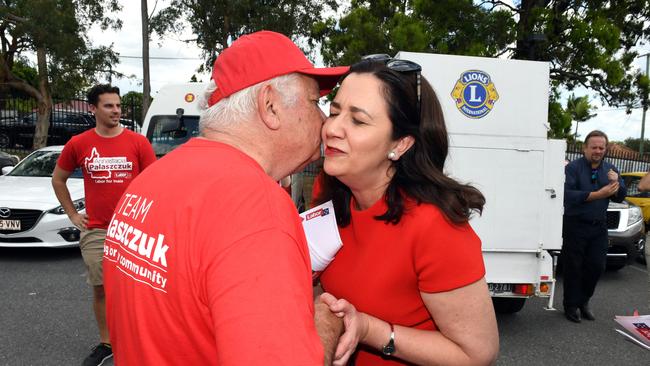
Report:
104,194,170,292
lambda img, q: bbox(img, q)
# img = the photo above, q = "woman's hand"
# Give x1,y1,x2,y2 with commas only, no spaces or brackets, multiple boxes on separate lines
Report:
320,292,369,366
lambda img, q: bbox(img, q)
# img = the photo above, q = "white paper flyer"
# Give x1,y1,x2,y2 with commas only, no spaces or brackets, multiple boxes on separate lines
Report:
614,312,650,350
299,200,343,271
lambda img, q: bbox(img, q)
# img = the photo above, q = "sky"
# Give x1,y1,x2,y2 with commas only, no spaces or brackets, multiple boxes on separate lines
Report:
88,1,210,95
89,1,650,143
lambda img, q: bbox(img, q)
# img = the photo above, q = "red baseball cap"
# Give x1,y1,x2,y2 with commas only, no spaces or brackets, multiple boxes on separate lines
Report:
207,30,349,107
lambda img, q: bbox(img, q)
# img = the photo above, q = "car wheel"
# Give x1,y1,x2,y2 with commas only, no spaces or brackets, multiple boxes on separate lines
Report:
0,132,11,148
492,297,526,314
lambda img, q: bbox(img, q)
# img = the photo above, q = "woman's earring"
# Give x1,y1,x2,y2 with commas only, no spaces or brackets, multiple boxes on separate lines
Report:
388,151,397,160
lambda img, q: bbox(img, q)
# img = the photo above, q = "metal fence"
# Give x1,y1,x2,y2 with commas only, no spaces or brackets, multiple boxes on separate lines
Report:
566,142,650,173
0,94,140,157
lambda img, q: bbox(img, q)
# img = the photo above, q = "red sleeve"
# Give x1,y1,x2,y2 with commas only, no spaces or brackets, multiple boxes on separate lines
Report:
57,140,78,172
414,218,485,293
203,229,323,365
137,135,157,170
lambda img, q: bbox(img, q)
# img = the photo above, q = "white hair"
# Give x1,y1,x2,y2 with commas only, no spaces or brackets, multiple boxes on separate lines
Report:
199,73,302,132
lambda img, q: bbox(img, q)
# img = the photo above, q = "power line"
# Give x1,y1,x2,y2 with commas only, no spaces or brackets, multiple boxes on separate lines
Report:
118,55,201,60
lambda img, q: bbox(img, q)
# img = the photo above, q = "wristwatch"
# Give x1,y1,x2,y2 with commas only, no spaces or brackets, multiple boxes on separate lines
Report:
381,323,395,356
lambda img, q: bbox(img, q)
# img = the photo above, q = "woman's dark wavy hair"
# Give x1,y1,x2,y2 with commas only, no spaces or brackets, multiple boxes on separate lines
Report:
314,60,485,227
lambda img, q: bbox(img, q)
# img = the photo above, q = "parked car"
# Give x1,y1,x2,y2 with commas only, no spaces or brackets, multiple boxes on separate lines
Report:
0,111,139,149
606,201,645,270
620,172,650,223
0,150,19,171
0,146,84,248
0,110,95,149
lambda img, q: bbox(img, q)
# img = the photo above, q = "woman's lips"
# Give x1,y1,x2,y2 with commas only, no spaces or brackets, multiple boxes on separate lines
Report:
325,146,345,156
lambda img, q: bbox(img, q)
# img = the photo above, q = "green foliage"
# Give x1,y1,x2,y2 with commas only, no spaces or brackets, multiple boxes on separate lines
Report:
5,58,37,99
314,0,514,66
0,0,122,148
121,91,143,125
623,137,650,152
548,91,572,139
150,0,339,70
316,0,650,111
0,0,122,97
547,92,596,140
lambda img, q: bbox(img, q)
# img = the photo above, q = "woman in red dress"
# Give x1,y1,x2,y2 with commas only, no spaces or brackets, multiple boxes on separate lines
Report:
314,57,499,366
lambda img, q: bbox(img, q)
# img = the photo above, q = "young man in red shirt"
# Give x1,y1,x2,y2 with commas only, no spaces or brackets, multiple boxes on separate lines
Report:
102,31,348,365
52,84,156,366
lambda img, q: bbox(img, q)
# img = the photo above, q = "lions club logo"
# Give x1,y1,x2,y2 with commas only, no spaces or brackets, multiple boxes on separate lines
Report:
451,70,499,119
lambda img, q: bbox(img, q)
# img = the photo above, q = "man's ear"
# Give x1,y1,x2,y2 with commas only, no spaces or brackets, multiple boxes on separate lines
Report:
394,135,415,158
257,84,281,130
88,104,97,115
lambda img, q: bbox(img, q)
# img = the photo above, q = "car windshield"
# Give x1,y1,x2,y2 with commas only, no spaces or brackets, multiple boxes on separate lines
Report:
147,115,200,157
7,150,82,178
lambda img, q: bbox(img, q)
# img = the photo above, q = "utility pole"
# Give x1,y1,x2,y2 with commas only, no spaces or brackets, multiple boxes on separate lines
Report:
141,0,152,124
640,53,649,158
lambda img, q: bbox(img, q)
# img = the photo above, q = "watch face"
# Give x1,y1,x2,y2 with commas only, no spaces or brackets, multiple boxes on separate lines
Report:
382,343,395,355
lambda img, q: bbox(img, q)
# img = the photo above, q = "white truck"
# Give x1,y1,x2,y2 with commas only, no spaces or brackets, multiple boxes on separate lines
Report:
142,52,566,314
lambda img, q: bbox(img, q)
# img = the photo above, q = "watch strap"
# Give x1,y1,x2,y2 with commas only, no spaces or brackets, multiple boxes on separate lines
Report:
381,323,395,356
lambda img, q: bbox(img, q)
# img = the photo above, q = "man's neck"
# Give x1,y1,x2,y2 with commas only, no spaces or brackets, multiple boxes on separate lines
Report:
201,128,277,179
95,124,123,138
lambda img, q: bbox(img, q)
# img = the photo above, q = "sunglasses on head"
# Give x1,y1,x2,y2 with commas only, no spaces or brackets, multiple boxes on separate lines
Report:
361,54,422,114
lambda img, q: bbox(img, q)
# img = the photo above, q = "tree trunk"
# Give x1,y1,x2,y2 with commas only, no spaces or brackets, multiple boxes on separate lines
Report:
33,46,52,150
141,0,151,124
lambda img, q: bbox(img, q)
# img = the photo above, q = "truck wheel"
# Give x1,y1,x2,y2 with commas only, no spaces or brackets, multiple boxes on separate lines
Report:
492,298,526,314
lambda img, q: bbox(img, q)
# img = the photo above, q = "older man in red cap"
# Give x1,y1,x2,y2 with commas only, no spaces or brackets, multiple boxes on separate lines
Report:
102,30,348,365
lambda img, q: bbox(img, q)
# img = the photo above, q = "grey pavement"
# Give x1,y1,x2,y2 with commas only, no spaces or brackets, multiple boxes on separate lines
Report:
0,246,648,365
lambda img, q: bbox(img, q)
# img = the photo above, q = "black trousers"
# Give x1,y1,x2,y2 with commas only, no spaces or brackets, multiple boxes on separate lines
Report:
561,219,608,308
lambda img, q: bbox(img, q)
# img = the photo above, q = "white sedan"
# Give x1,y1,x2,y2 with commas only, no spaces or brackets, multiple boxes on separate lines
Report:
0,146,84,247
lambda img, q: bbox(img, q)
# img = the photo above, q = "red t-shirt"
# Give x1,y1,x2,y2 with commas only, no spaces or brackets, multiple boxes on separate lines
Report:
103,138,323,366
57,128,156,229
320,196,485,366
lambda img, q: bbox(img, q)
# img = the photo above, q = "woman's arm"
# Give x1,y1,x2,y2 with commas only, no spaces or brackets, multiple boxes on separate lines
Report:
323,278,499,366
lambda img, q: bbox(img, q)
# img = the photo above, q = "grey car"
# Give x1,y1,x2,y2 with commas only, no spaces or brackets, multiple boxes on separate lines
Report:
606,201,645,270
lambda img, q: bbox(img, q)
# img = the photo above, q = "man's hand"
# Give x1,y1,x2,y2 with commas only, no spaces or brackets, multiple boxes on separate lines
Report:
598,182,619,198
314,294,343,365
69,212,89,230
320,292,368,366
607,169,618,183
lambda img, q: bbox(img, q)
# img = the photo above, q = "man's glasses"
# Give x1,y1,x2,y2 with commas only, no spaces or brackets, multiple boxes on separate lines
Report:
361,54,422,114
591,169,598,184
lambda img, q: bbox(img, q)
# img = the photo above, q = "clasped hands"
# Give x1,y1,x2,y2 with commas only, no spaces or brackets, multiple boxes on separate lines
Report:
320,292,369,366
598,169,619,198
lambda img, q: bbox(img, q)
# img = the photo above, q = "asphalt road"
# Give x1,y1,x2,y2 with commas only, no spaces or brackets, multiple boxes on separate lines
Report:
0,247,648,365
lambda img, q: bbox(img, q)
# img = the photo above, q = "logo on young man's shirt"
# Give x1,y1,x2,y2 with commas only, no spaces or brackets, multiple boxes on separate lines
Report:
451,70,499,119
84,147,133,181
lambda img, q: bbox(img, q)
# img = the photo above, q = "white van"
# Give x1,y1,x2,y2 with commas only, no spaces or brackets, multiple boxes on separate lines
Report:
397,52,565,313
143,53,566,314
141,83,206,158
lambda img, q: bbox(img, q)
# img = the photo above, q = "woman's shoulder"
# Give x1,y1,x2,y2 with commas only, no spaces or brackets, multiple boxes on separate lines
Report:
404,198,474,233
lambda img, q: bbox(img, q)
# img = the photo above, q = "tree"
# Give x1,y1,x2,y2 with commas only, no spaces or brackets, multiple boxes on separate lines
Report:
313,0,515,66
567,93,596,140
547,95,572,139
623,137,650,153
121,91,144,127
315,1,650,115
149,0,339,70
0,0,121,149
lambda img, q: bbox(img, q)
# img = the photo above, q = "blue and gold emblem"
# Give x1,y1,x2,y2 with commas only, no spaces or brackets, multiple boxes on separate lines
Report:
451,70,499,119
